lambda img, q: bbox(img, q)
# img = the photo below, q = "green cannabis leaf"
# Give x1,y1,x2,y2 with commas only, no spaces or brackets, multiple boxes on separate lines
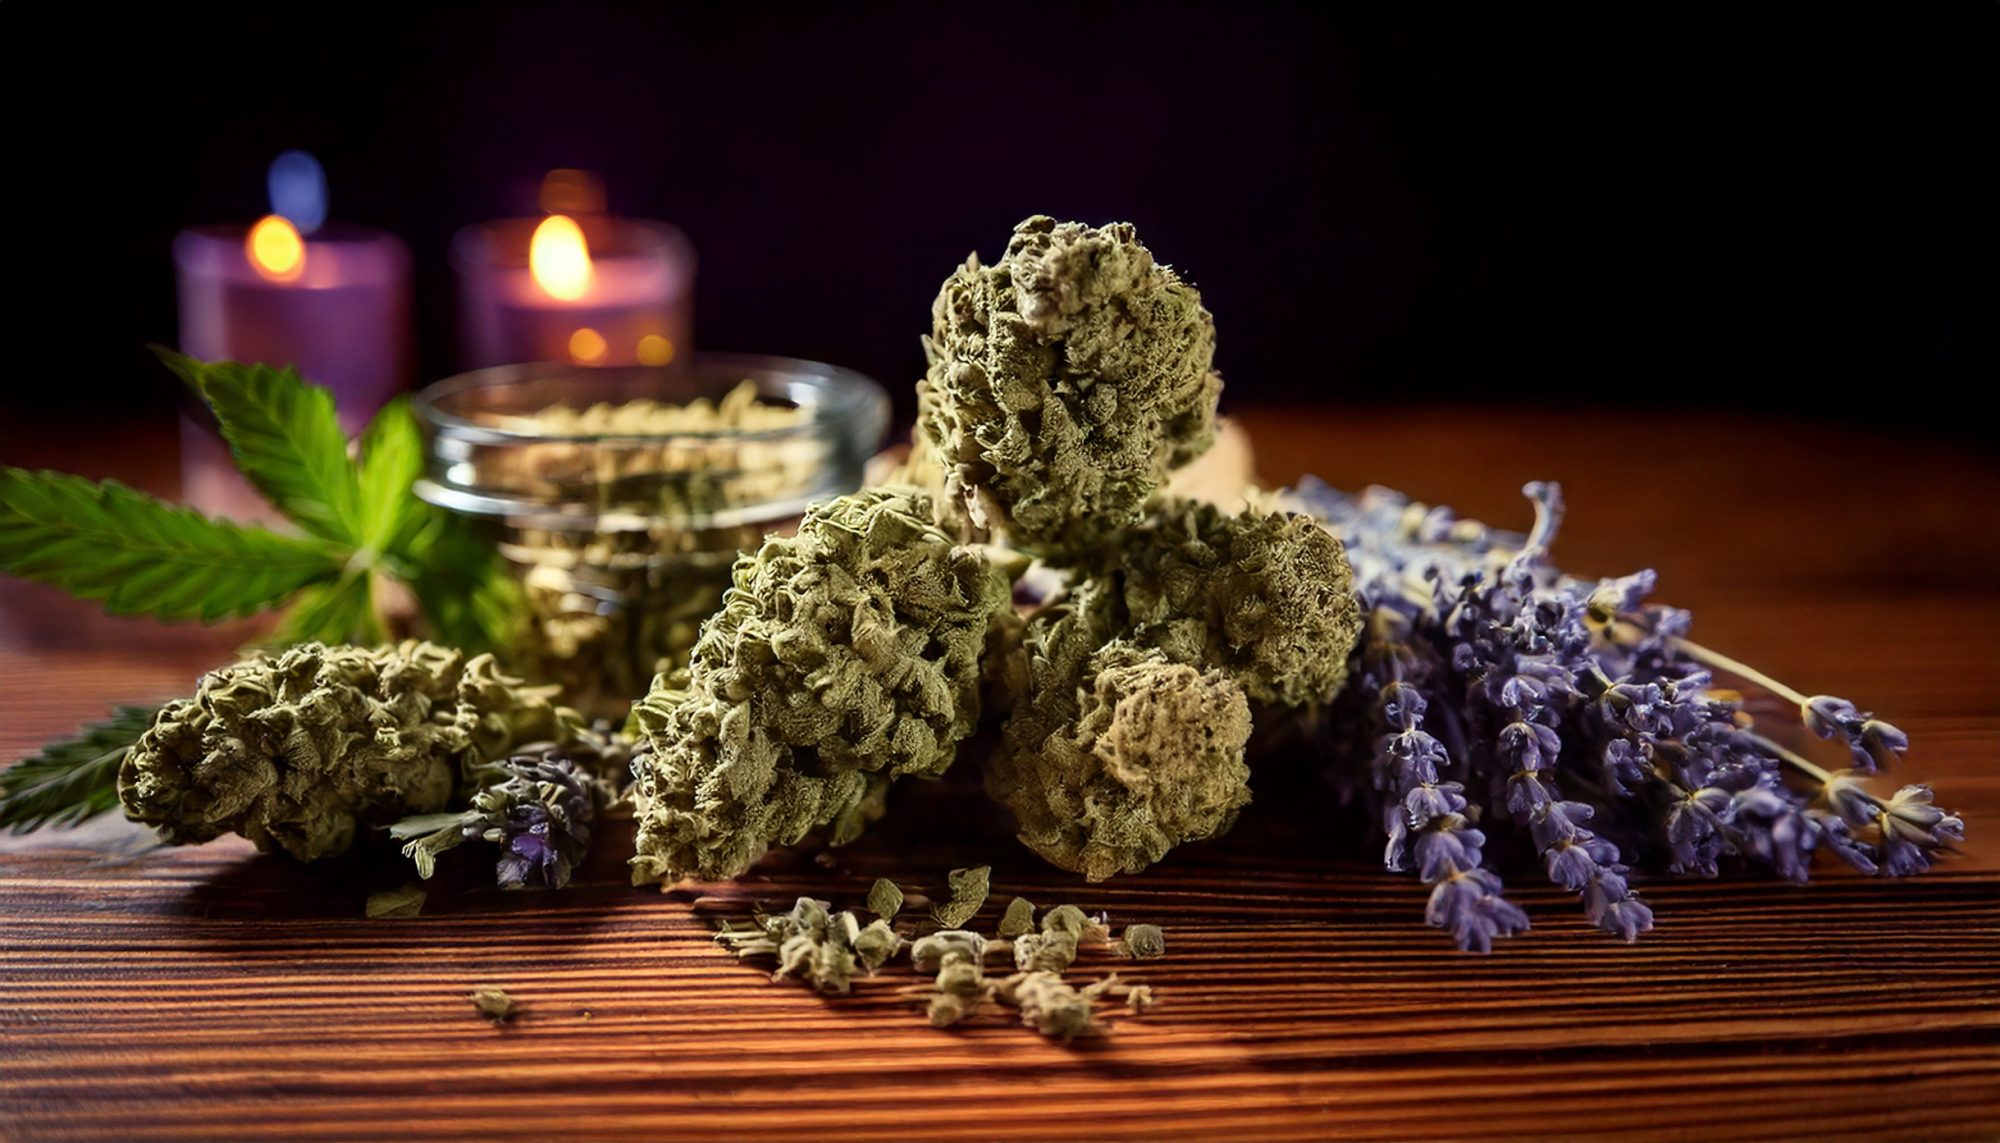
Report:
266,571,385,648
0,468,345,621
4,353,518,653
1,356,531,836
0,706,159,833
356,396,426,554
156,350,364,545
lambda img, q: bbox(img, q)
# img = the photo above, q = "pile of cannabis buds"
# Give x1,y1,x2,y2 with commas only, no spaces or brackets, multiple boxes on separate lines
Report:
1,216,1965,1040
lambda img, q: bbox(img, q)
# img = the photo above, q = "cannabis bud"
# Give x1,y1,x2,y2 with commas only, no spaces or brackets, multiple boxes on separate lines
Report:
119,641,571,862
1112,497,1363,708
919,215,1220,552
629,488,1014,884
990,598,1254,879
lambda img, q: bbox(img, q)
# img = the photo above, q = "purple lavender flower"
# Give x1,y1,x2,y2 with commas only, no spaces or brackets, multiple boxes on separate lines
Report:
1283,478,1964,951
1425,868,1529,954
476,755,596,890
393,737,617,891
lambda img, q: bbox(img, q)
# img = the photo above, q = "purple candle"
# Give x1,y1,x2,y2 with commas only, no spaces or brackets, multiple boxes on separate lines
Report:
173,153,412,514
452,182,695,370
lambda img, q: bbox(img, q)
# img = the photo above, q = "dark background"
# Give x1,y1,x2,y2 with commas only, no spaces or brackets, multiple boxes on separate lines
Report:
1,2,1993,436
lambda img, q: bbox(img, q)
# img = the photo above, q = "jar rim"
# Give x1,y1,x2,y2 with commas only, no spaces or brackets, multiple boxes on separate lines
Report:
412,353,890,529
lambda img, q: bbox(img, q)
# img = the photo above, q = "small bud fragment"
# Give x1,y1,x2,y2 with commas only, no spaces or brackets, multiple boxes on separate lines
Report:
867,878,906,921
997,896,1037,939
931,865,992,929
468,985,517,1025
1118,923,1166,960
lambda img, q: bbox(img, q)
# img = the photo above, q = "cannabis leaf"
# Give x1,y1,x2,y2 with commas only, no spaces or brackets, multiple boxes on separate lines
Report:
156,350,364,545
356,395,427,554
0,706,159,832
0,468,345,621
266,571,385,648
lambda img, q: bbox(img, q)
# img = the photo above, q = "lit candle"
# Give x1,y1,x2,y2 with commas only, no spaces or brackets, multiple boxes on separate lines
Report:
174,151,412,513
452,170,696,369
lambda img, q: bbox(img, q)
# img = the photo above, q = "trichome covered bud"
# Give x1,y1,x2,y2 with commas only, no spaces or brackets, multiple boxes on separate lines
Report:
991,597,1254,879
628,488,1014,884
1113,497,1363,709
119,641,571,862
919,215,1221,552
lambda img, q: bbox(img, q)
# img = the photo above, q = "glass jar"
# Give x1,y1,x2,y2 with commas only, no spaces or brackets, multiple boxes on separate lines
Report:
413,354,890,718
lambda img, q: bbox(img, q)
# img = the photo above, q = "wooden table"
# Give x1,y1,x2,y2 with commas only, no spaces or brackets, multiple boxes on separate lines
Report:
3,408,1997,1141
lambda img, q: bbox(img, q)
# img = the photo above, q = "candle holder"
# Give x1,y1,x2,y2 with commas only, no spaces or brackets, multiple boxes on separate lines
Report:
413,353,889,717
174,221,412,515
451,216,696,371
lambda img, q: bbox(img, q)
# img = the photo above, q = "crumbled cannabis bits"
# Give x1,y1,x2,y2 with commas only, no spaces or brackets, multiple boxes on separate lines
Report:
931,864,991,928
119,641,572,862
716,897,904,995
492,382,817,720
910,930,996,1027
365,883,427,919
994,971,1113,1042
468,985,517,1025
629,488,1014,883
997,896,1037,939
1122,983,1157,1014
919,215,1220,552
1011,904,1109,973
1118,924,1166,960
867,877,906,921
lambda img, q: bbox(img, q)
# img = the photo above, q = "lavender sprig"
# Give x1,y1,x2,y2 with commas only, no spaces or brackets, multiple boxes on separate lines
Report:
392,733,625,890
1284,478,1964,950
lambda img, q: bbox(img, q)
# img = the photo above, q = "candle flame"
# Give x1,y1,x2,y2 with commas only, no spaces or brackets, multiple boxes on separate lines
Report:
247,214,306,282
530,215,593,300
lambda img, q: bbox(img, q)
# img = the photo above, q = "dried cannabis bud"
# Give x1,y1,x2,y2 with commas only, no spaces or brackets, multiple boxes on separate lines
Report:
989,577,1256,878
931,864,991,928
628,488,1014,883
919,216,1220,552
1111,497,1362,709
716,897,904,994
868,877,906,921
119,641,571,862
1118,924,1166,959
1011,904,1109,973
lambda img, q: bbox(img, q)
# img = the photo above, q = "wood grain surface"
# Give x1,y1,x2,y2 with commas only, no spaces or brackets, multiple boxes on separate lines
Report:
3,407,1997,1142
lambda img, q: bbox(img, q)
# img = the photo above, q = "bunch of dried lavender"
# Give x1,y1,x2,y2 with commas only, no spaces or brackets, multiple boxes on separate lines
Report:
1283,479,1964,951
